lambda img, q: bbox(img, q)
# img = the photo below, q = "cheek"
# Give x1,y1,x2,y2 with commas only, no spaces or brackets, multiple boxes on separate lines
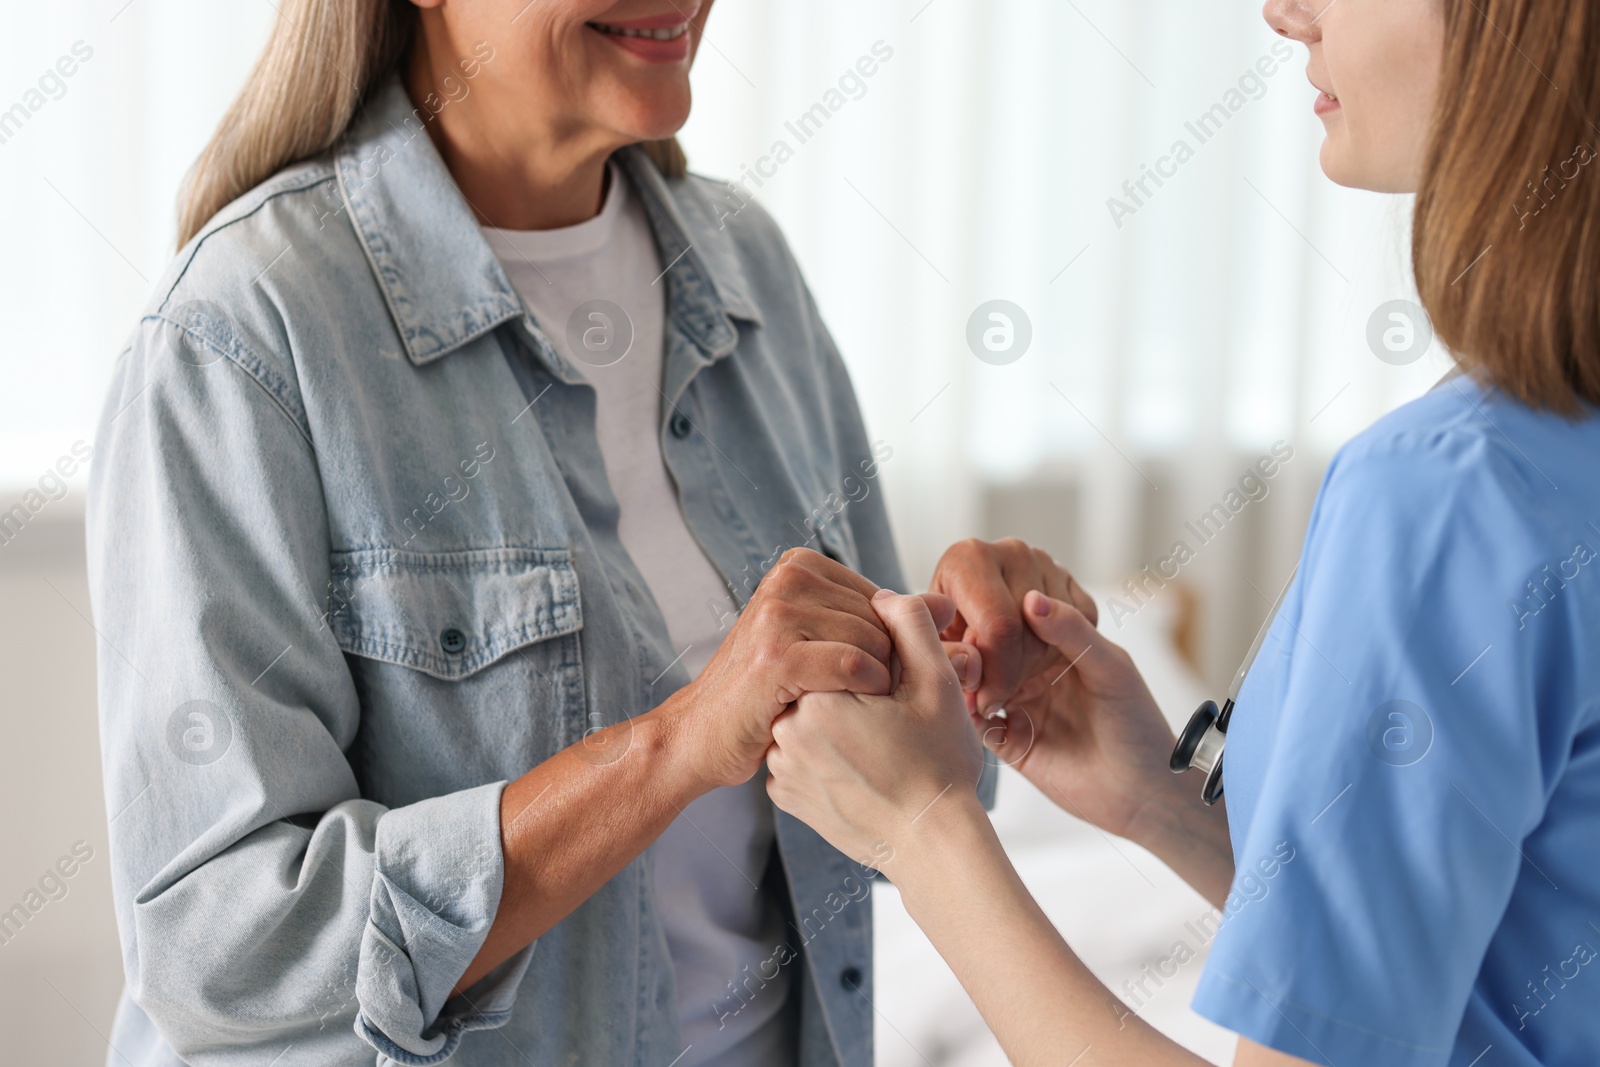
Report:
1322,18,1439,188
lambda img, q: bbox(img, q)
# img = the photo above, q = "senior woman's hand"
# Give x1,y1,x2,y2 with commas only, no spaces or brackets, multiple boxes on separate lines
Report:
670,549,963,789
765,590,985,867
929,538,1098,716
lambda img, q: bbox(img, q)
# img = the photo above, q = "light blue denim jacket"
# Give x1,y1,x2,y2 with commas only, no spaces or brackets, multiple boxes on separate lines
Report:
86,77,943,1067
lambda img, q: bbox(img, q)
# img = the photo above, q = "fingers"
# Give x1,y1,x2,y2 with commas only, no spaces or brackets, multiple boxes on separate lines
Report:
929,543,1029,712
1021,591,1098,664
870,590,960,696
968,704,1037,769
753,550,969,703
768,705,798,751
769,691,848,750
1025,543,1097,629
775,640,892,702
774,547,902,646
796,604,895,666
943,641,982,692
1061,572,1099,629
758,549,892,662
764,549,955,647
774,547,880,603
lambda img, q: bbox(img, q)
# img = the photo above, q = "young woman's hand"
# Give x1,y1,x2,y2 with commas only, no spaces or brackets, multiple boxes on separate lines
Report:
765,591,985,866
983,592,1183,844
669,549,959,789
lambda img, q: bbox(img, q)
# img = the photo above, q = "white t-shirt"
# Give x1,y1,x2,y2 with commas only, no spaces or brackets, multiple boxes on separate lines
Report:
482,165,795,1067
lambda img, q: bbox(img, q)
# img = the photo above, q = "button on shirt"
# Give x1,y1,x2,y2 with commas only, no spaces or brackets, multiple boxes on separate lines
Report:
1193,377,1600,1067
483,166,794,1067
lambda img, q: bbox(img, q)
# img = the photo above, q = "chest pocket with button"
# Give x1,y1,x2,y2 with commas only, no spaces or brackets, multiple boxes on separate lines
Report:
327,546,582,677
324,546,586,781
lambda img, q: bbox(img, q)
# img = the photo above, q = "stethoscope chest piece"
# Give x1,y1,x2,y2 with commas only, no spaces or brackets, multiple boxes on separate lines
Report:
1171,699,1229,805
1171,562,1302,807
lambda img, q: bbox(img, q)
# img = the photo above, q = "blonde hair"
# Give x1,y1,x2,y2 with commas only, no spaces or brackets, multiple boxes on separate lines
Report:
177,0,686,249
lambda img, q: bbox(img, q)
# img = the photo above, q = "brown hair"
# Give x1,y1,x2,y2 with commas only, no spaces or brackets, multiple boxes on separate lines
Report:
1414,0,1600,413
177,0,686,249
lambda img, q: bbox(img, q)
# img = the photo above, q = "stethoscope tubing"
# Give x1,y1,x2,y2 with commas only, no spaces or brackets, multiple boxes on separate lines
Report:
1170,564,1299,805
1167,369,1462,805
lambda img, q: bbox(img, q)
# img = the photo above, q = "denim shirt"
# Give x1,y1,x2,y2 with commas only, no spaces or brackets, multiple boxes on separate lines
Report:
87,77,917,1067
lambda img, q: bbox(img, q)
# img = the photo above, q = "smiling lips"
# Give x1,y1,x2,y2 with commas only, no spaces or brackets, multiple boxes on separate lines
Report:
587,11,696,62
1310,75,1340,116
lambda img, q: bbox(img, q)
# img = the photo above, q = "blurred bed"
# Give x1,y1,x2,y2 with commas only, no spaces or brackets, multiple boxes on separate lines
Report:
871,584,1239,1067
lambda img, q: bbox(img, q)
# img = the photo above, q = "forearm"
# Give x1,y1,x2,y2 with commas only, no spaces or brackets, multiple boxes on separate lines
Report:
887,799,1213,1067
1125,775,1235,909
455,698,707,991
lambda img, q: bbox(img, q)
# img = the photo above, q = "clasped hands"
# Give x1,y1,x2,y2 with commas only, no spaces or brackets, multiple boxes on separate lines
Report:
678,539,1181,875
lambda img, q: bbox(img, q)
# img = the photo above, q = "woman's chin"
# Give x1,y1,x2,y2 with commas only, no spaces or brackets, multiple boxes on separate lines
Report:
601,94,692,147
1318,144,1372,192
1319,139,1419,195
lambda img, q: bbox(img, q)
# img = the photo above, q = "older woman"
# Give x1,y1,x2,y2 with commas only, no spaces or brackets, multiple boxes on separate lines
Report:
86,2,1020,1065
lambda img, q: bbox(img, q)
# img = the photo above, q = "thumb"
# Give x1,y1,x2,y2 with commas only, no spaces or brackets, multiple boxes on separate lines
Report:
918,591,957,633
871,589,961,697
1022,590,1099,667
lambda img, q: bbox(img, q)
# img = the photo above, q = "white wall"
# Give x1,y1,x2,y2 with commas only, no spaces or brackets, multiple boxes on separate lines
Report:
0,504,122,1066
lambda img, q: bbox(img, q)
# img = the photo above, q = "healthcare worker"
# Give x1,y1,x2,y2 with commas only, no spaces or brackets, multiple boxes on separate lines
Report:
765,1,1600,1065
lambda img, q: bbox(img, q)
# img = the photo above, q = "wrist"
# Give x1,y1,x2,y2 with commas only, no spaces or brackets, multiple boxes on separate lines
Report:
1120,769,1190,852
881,791,998,910
1123,772,1235,901
1125,772,1211,849
642,690,721,804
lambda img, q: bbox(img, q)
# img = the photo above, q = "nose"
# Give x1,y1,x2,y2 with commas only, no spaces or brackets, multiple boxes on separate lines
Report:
1262,0,1322,44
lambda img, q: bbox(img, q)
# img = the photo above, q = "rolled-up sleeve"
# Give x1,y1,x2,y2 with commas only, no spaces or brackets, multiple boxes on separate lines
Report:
89,310,528,1064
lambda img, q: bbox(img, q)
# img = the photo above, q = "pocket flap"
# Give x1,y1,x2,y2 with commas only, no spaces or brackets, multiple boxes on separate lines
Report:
326,547,581,681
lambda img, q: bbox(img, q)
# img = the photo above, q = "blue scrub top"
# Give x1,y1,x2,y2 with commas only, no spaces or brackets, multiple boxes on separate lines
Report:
1192,375,1600,1067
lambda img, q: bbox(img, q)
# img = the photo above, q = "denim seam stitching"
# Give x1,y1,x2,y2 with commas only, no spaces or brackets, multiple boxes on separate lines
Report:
159,167,338,311
142,312,311,438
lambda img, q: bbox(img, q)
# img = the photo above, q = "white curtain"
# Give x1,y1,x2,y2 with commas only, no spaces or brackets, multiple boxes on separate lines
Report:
2,0,1450,681
678,0,1450,682
0,1,276,480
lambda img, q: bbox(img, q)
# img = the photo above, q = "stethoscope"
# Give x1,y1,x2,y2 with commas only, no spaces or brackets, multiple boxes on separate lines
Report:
1170,369,1464,804
1168,566,1298,805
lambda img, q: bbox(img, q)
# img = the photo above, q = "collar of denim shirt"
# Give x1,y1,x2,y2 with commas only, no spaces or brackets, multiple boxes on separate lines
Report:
334,75,765,381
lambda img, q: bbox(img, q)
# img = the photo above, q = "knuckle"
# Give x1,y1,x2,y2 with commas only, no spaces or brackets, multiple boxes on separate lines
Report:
838,646,872,682
985,611,1026,649
780,546,818,569
771,715,794,746
751,638,787,674
949,537,986,562
996,536,1029,558
765,598,800,630
769,562,809,595
751,595,790,628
